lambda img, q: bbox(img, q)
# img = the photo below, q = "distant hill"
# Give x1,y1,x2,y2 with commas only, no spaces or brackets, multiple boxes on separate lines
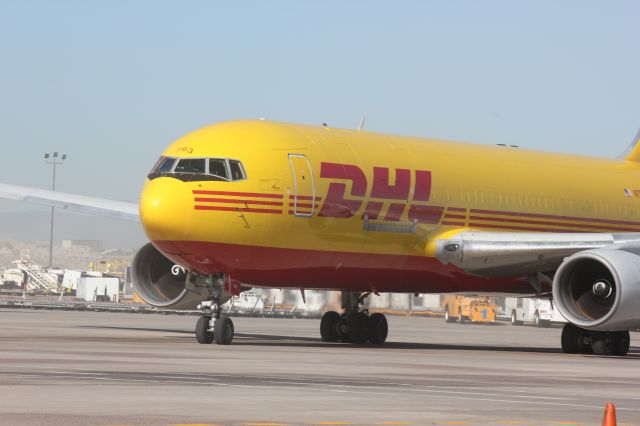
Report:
0,210,146,250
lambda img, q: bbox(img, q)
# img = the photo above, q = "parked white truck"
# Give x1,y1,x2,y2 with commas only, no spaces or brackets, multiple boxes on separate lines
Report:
503,297,567,327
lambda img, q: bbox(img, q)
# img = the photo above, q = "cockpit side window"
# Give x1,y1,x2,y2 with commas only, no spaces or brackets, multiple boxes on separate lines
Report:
174,158,206,174
209,159,229,180
229,160,246,180
155,157,176,173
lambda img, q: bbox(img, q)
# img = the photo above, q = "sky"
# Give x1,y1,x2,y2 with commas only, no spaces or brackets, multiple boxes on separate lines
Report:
1,0,639,248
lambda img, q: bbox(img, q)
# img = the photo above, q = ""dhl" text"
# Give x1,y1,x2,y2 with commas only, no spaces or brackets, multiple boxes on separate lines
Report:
317,162,443,224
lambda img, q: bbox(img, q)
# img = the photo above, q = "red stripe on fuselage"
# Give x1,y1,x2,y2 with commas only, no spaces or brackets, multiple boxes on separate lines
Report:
194,197,283,206
470,215,640,232
442,214,466,220
152,240,532,294
192,190,283,199
289,195,322,201
288,202,315,208
194,205,282,214
469,222,592,233
470,208,640,227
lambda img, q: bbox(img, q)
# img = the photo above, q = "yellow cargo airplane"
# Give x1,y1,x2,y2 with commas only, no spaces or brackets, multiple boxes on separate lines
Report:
3,120,640,355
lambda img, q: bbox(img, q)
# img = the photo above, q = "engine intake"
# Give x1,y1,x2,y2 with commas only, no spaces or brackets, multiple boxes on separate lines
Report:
553,247,640,331
131,242,207,309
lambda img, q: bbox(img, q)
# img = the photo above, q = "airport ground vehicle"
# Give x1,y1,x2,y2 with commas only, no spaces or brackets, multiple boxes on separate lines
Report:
442,295,496,324
504,297,567,327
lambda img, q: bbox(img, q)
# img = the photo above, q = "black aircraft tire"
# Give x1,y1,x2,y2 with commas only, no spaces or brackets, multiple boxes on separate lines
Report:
337,315,350,343
367,313,388,344
320,311,340,342
214,316,234,345
348,312,369,344
591,332,613,355
612,331,630,356
195,316,214,344
561,323,581,354
592,330,630,356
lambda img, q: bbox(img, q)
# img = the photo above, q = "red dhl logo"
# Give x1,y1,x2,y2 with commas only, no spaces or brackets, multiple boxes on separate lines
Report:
317,162,443,224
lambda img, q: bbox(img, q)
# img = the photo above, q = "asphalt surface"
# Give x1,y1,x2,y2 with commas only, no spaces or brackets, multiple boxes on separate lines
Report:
0,308,639,426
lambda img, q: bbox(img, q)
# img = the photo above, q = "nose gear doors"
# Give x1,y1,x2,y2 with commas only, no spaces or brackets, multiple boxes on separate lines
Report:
288,154,315,217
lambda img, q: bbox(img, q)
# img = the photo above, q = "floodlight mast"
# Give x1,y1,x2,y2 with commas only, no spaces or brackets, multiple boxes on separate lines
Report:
43,152,67,268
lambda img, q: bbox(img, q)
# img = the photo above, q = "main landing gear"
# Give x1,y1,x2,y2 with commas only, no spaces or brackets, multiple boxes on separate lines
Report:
195,274,234,345
561,323,630,356
320,291,388,344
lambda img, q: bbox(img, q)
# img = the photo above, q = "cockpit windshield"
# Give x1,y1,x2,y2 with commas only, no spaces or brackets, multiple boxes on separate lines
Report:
148,156,247,182
174,158,206,174
208,159,228,180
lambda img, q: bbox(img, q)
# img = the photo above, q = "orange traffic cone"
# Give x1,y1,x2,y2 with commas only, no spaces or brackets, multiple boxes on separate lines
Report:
602,402,617,426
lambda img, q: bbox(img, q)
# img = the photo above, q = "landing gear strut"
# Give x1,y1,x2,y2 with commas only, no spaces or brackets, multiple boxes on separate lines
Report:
320,291,388,345
561,323,629,356
195,273,234,345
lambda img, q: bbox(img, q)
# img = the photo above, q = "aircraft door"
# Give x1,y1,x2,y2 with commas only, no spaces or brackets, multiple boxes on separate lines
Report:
288,154,315,217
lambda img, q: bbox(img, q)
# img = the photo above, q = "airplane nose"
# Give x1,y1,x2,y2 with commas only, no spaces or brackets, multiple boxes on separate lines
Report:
139,178,193,241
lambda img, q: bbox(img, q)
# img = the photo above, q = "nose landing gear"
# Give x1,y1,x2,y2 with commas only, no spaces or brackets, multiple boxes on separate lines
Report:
195,273,234,345
320,291,389,345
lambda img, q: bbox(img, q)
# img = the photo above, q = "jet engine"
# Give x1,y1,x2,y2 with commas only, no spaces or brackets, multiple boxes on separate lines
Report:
131,242,209,310
552,247,640,331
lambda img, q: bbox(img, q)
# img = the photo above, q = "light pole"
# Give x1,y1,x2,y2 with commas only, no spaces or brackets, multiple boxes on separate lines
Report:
44,152,67,268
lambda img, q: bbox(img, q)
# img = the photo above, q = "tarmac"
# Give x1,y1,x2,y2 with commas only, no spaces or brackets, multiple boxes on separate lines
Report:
0,308,639,425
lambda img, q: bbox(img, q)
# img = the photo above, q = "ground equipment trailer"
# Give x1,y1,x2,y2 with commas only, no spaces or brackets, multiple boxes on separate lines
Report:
442,295,497,324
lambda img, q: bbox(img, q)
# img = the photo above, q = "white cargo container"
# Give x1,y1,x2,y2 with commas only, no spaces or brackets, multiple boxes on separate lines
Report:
76,277,119,302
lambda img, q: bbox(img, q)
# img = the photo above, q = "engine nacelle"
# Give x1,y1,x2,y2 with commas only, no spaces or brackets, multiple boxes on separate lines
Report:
131,242,209,310
553,247,640,331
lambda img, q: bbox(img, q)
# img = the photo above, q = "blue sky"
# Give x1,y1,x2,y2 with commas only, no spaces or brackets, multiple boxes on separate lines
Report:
1,1,639,245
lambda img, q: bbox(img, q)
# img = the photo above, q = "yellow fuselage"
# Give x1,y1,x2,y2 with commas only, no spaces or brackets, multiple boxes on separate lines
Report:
139,120,640,293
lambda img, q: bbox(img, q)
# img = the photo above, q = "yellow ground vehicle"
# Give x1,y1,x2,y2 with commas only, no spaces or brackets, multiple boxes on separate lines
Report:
442,295,496,324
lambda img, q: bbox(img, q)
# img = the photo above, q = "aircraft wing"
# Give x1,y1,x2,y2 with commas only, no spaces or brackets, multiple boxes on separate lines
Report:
434,230,640,277
0,183,139,222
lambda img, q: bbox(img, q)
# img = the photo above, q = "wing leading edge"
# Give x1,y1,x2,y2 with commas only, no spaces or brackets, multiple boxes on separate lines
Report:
435,230,640,277
0,183,139,222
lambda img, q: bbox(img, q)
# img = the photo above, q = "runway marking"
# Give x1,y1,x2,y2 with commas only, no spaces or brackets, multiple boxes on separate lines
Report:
3,364,640,412
47,371,220,381
169,424,224,426
4,366,640,418
378,423,416,425
4,364,640,403
312,423,354,425
549,423,583,425
6,371,640,414
241,423,290,426
1,369,637,412
150,371,640,402
264,380,575,402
